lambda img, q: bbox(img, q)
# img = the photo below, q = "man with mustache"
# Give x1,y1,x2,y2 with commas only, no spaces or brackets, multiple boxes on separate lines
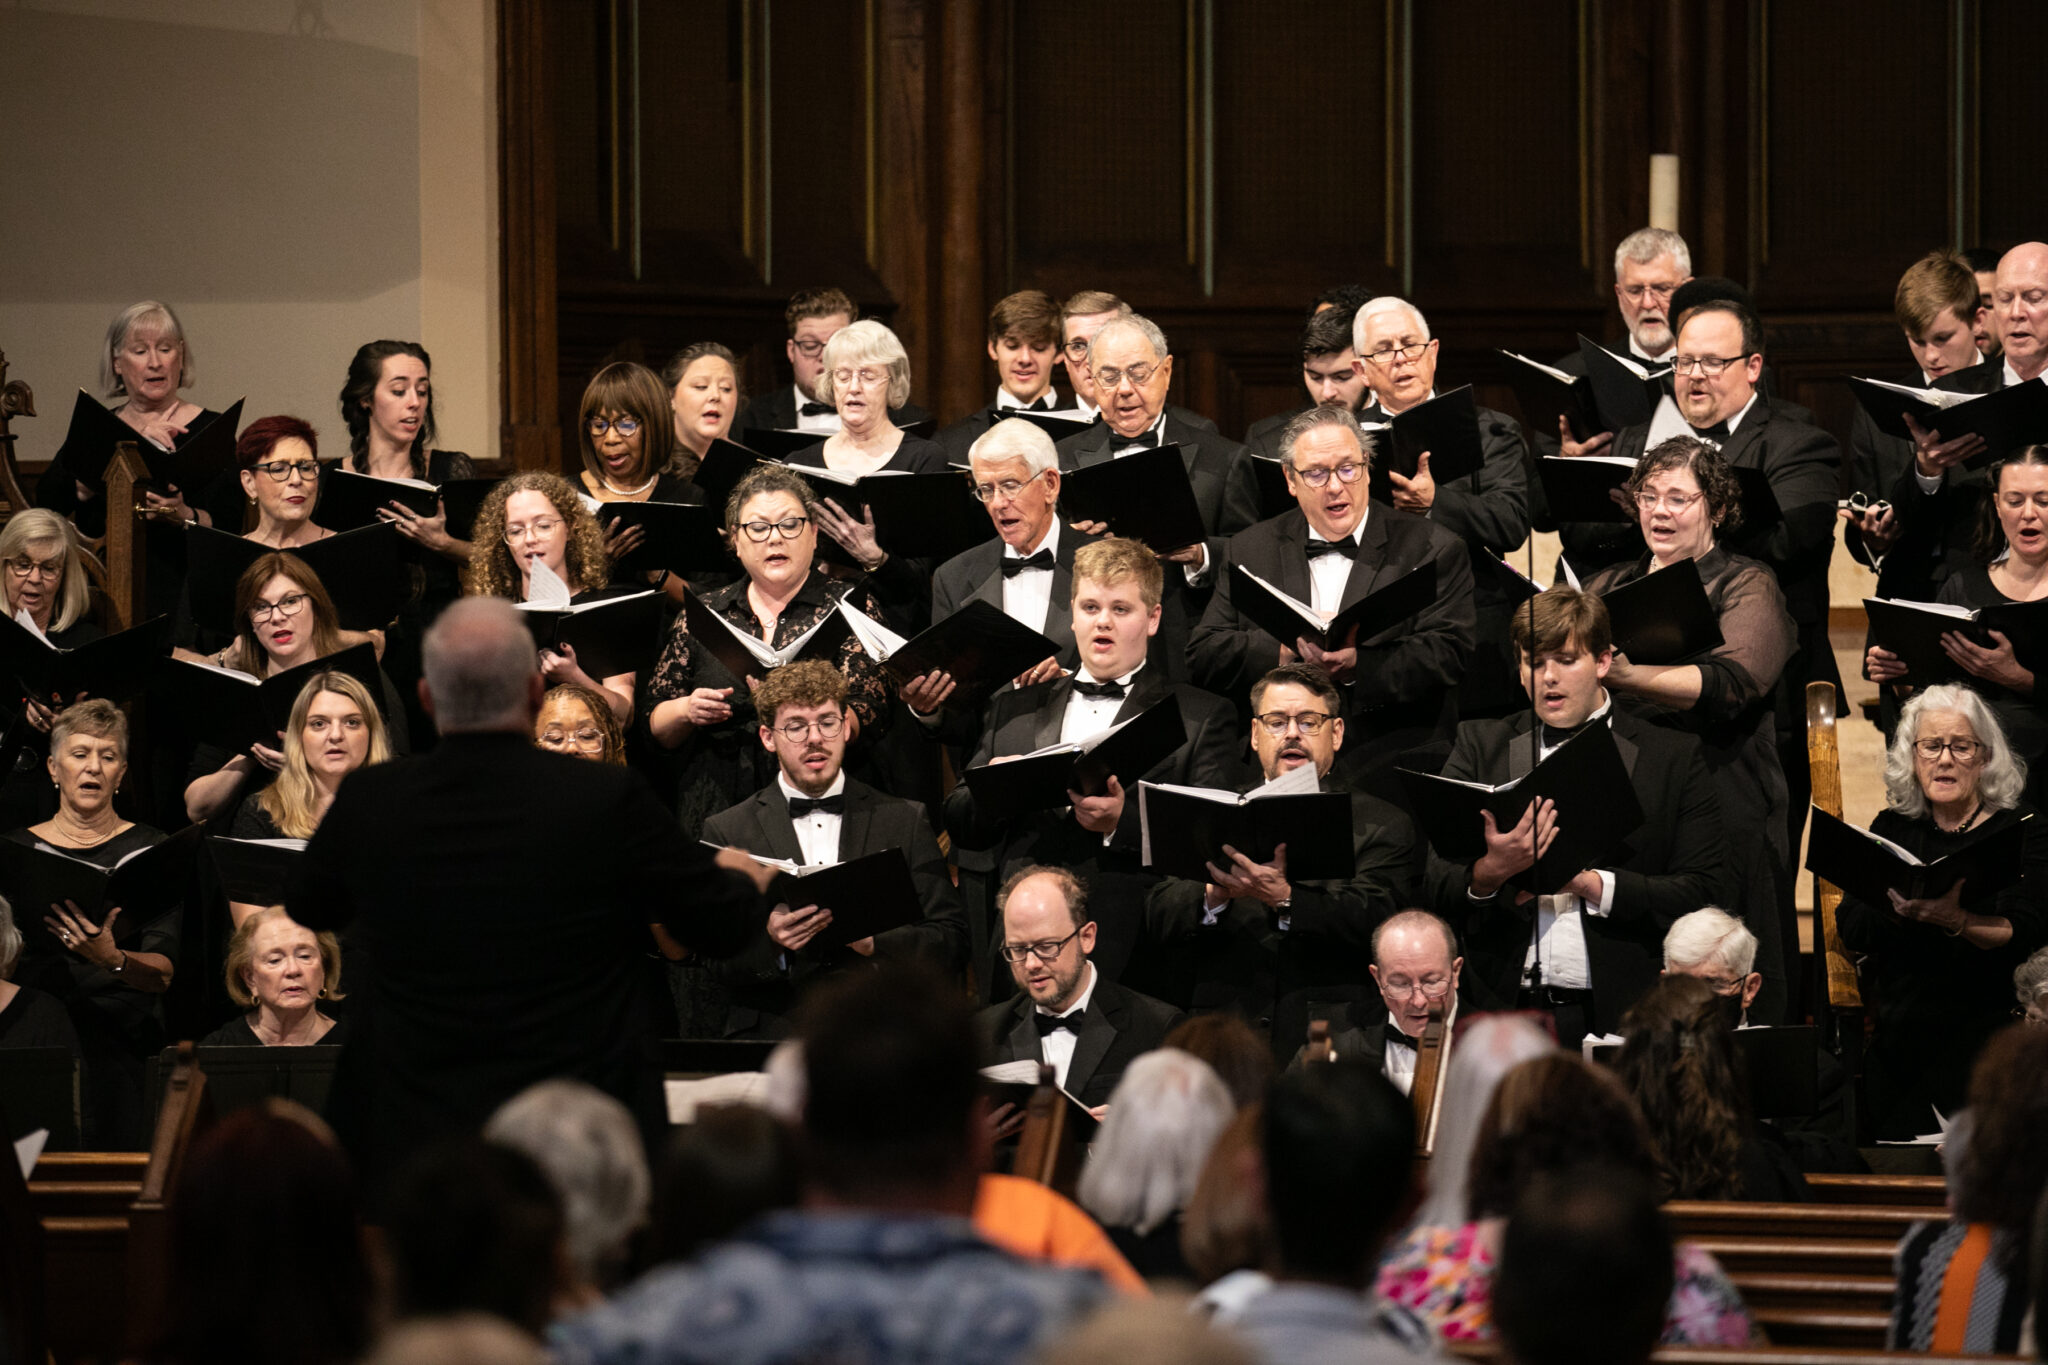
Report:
700,660,968,1039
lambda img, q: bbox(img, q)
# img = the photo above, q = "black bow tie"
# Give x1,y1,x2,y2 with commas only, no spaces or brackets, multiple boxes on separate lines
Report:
1070,677,1127,700
1034,1010,1080,1038
1001,549,1055,578
1539,716,1603,751
1306,536,1358,560
1384,1027,1419,1053
1690,419,1731,442
997,397,1057,417
787,793,845,818
799,401,835,418
1112,428,1160,452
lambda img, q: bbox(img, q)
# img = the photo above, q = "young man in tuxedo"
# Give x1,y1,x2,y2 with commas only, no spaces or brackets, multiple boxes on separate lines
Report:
1189,404,1475,783
1143,663,1421,1040
1316,910,1464,1095
1242,306,1371,461
943,537,1242,988
734,286,930,437
1421,586,1727,1045
935,291,1075,462
699,660,967,1038
974,865,1184,1111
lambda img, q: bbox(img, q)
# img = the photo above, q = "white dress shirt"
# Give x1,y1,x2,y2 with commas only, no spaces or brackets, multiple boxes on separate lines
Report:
778,771,846,866
996,385,1061,412
1001,519,1060,633
1627,335,1673,364
1507,696,1618,991
793,384,839,434
1383,1013,1419,1095
1059,661,1143,744
1035,962,1099,1088
1648,390,1758,450
1073,393,1100,421
1306,511,1369,619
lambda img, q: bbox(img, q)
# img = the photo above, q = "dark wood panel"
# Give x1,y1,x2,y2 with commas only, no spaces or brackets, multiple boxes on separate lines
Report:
636,2,752,285
765,4,879,290
1975,1,2048,250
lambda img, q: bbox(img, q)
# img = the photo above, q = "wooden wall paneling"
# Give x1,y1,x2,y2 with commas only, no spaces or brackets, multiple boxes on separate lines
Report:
875,0,937,410
1974,0,2048,251
933,0,989,423
499,0,562,472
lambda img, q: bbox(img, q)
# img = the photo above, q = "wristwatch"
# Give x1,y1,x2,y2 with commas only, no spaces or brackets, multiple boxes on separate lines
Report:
108,952,126,976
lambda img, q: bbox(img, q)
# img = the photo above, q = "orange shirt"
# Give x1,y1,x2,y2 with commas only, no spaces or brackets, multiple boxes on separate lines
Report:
973,1173,1150,1296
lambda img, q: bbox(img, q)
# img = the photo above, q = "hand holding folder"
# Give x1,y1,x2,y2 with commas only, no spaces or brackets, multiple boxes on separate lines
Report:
185,522,412,635
61,393,246,493
1059,445,1208,553
1138,763,1355,882
1804,807,2029,911
0,824,204,951
715,845,924,950
961,694,1185,821
835,598,1058,707
154,641,386,754
1226,561,1437,655
682,587,854,686
1365,386,1487,506
0,614,172,706
1600,558,1723,665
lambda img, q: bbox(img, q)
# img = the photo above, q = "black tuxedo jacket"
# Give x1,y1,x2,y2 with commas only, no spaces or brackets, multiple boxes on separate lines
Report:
1868,361,2027,601
1243,403,1312,460
737,386,930,435
289,733,763,1205
1188,506,1476,775
933,390,1081,463
1421,707,1730,1033
699,777,968,1037
975,975,1186,1107
931,527,1102,675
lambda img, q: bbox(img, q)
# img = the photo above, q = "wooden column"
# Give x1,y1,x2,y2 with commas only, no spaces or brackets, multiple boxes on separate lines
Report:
932,0,988,424
498,0,561,473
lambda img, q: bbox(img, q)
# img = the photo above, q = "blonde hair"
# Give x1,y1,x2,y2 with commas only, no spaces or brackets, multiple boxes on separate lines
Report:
463,471,611,600
257,673,393,837
101,301,191,398
1073,537,1164,610
0,508,91,633
223,905,345,1008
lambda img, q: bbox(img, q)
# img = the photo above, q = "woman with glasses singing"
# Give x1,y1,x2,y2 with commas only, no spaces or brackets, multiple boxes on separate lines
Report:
0,511,105,828
1581,436,1800,1021
646,466,890,839
575,361,711,592
1835,684,2047,1138
465,471,639,725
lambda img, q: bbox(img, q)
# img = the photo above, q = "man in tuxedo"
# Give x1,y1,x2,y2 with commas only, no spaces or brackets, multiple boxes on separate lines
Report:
1318,910,1463,1094
1143,663,1420,1040
943,537,1242,987
1964,244,2003,359
734,285,930,436
1188,405,1475,783
1059,289,1218,432
1423,587,1727,1045
974,865,1185,1110
290,598,773,1207
698,660,967,1038
1243,305,1371,461
935,291,1077,462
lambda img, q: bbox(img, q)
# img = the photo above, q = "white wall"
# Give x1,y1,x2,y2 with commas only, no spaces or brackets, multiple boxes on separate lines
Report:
0,0,498,469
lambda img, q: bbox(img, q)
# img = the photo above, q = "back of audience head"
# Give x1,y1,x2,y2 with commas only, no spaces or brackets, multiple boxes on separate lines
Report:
384,1136,567,1337
652,1103,802,1264
1078,1048,1235,1238
1494,1168,1674,1365
1180,1103,1269,1286
1030,1296,1254,1365
2015,945,2048,1026
423,597,542,735
1466,1051,1658,1222
146,1101,369,1365
796,964,985,1209
1163,1013,1272,1110
1614,974,1751,1199
1953,1025,2048,1240
364,1314,549,1365
1411,1013,1554,1229
1662,906,1761,1012
484,1079,651,1298
1262,1060,1415,1285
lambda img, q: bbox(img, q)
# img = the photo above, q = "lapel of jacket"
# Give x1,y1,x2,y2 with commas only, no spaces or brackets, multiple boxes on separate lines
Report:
836,778,878,859
1504,713,1542,783
1339,509,1394,611
1272,510,1315,603
1045,546,1079,656
1718,417,1767,469
1004,998,1040,1066
1064,981,1121,1100
756,786,807,863
1030,678,1074,751
1109,661,1169,727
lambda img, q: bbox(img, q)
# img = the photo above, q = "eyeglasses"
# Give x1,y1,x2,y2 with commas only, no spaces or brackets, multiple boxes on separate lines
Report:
1620,283,1680,303
1380,976,1453,1001
971,470,1050,503
1362,340,1434,367
538,726,605,752
1252,711,1336,736
252,459,320,482
1092,362,1158,390
587,415,641,438
1694,973,1750,998
830,367,887,390
775,714,845,741
1915,737,1982,761
1670,353,1751,377
250,592,310,624
1634,490,1705,513
1062,339,1092,361
738,516,810,542
504,516,565,543
1000,927,1083,963
3,557,62,582
1290,462,1365,489
791,337,830,358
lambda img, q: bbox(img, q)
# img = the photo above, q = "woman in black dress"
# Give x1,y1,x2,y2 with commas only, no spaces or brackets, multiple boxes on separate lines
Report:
0,510,106,830
574,360,710,595
664,342,742,486
0,895,81,1057
199,905,347,1048
1834,683,2048,1138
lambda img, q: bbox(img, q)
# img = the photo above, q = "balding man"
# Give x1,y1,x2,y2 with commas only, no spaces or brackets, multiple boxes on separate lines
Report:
290,598,772,1206
1059,290,1217,432
1311,910,1464,1094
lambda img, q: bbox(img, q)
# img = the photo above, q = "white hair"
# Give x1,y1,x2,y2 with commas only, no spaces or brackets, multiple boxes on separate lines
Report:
1662,907,1757,978
423,598,537,733
2015,945,2048,1007
1077,1049,1234,1237
1614,227,1692,277
1884,684,2027,819
1352,295,1431,355
1410,1014,1556,1229
484,1079,650,1287
815,319,913,409
1088,312,1170,366
968,417,1059,478
101,300,192,398
0,895,19,980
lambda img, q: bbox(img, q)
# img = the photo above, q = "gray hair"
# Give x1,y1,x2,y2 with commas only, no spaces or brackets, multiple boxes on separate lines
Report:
483,1079,651,1287
1352,295,1431,355
1410,1014,1556,1229
101,300,192,398
2016,946,2048,1008
1077,1049,1234,1237
968,418,1058,478
814,319,913,410
423,598,538,734
0,895,19,980
1614,227,1693,277
1662,907,1757,978
1277,404,1375,469
1884,684,2027,818
1088,312,1170,367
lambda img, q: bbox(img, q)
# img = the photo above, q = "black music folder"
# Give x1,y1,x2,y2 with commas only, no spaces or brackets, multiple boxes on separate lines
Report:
1501,350,1599,442
591,500,732,579
1487,555,1545,605
1366,385,1487,504
1057,445,1208,553
1138,765,1355,882
961,693,1185,821
1805,806,2029,909
1848,375,2048,464
1600,558,1723,665
996,409,1095,442
208,835,307,907
789,465,992,563
1579,336,1670,431
1226,561,1437,653
836,599,1058,705
516,589,661,681
0,822,203,945
979,1060,1101,1140
154,641,385,753
60,393,245,492
1536,455,1638,524
1400,722,1646,893
1862,596,2048,685
1246,454,1297,520
313,470,499,542
737,427,822,461
720,845,924,950
696,439,766,505
185,522,412,635
0,614,172,705
681,587,853,684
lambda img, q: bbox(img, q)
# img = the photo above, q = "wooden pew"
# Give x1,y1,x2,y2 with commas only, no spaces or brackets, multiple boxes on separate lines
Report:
1807,1174,1945,1210
1807,682,1865,1071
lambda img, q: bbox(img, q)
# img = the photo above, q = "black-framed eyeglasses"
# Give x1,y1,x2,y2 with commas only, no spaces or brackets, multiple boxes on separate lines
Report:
1362,340,1434,366
1291,462,1364,489
1252,711,1335,736
999,927,1083,963
588,415,641,438
791,337,829,358
1670,353,1752,377
250,592,310,624
738,516,811,542
971,469,1050,503
252,459,320,482
775,714,845,741
1915,737,1982,761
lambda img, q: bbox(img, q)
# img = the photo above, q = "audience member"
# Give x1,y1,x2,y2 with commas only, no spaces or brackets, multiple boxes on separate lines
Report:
1077,1048,1236,1281
972,1172,1148,1295
1029,1297,1255,1365
385,1137,569,1337
1182,1104,1272,1322
1492,1169,1674,1365
201,904,346,1047
649,1103,800,1264
1162,1012,1274,1109
365,1315,549,1365
485,1079,652,1305
2016,944,2048,1025
1404,1014,1555,1232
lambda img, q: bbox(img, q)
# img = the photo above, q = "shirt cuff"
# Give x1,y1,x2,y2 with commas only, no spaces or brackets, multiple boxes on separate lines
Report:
1182,543,1213,585
1914,466,1944,495
1200,889,1229,926
1586,870,1616,917
911,705,944,729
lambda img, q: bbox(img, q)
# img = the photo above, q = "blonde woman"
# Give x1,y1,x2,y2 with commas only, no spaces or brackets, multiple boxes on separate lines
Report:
0,509,103,829
200,904,346,1047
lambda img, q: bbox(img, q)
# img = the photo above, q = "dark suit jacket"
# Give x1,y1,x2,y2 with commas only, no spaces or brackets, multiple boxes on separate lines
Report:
975,975,1186,1106
288,733,763,1205
1421,707,1730,1033
699,777,968,1037
737,386,930,435
1188,506,1476,777
1865,361,2017,603
1243,403,1313,459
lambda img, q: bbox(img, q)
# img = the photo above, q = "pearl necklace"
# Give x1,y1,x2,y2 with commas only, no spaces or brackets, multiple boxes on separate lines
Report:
599,472,659,498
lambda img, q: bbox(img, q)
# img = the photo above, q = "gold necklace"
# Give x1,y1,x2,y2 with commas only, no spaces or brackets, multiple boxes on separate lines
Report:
51,813,119,847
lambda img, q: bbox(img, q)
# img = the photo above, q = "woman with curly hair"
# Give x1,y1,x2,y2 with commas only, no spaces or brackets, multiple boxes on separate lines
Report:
533,684,626,766
465,471,638,724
